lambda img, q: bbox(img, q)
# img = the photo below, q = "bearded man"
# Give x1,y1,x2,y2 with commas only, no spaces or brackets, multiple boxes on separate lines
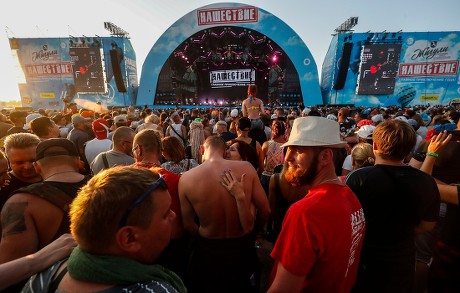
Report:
268,117,365,293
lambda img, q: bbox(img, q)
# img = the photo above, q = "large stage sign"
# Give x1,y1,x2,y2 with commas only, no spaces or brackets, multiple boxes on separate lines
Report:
69,47,106,93
321,31,460,107
9,37,138,109
356,44,401,95
210,69,255,88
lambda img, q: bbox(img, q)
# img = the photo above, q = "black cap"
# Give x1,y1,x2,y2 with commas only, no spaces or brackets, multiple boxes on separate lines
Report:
237,117,251,131
36,138,79,161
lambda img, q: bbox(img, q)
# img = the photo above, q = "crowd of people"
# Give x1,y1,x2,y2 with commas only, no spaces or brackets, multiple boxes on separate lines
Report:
0,85,458,292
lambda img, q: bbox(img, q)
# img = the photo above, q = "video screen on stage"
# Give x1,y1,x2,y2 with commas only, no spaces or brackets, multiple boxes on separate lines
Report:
356,44,402,95
209,69,255,88
69,47,106,93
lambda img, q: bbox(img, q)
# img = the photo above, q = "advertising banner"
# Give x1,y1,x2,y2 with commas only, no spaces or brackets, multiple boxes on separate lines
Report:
321,31,460,107
9,37,138,109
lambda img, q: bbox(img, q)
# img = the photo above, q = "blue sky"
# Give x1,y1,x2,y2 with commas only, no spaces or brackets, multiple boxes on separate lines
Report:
0,0,458,102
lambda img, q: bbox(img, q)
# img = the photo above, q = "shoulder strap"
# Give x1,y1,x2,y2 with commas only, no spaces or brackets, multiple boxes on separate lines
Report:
48,265,68,293
16,182,73,213
170,124,186,143
170,124,182,138
101,152,109,169
15,182,75,244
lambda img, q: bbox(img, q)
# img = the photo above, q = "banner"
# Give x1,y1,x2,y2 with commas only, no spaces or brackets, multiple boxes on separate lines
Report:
209,69,255,88
321,31,460,106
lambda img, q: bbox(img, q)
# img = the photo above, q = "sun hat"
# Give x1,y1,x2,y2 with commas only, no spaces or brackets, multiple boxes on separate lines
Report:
355,125,375,140
282,117,347,148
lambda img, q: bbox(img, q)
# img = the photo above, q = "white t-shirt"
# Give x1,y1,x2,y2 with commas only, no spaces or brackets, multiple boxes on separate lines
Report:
342,154,352,172
84,138,112,165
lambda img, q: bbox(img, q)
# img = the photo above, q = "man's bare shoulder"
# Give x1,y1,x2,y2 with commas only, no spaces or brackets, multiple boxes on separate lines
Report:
181,160,254,180
3,192,58,214
1,193,34,238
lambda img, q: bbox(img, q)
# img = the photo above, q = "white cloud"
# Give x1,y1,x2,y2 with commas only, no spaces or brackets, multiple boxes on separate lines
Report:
285,35,302,47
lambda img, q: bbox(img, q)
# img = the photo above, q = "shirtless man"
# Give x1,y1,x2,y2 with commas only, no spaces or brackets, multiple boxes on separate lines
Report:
242,84,265,131
179,135,270,293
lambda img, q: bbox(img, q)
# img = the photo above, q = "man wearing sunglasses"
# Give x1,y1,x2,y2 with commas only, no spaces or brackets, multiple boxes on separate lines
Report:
23,166,186,293
131,129,187,278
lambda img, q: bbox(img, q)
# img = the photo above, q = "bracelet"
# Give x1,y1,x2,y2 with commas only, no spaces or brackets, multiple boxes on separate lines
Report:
426,152,439,158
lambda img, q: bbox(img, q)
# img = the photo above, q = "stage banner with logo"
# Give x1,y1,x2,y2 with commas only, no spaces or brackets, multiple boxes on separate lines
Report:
321,31,460,107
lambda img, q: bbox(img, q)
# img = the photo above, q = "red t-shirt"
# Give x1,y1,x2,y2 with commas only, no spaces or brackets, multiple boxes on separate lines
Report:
270,183,365,293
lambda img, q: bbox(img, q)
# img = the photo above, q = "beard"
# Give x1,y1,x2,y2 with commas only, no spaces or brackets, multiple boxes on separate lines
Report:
283,156,318,187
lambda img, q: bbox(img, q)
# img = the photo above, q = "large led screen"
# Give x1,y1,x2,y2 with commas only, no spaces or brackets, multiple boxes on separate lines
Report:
356,44,401,95
69,47,106,93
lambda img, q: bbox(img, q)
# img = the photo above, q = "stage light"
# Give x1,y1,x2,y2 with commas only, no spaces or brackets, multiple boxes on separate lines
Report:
272,55,278,62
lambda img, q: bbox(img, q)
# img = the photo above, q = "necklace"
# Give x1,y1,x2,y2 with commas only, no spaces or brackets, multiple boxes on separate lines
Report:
317,177,341,185
44,170,78,181
139,161,160,167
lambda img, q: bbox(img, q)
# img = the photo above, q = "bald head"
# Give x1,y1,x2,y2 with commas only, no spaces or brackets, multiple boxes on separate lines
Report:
113,126,135,145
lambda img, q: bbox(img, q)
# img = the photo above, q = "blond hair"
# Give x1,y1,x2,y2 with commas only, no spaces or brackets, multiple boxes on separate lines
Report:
351,143,375,169
70,166,163,253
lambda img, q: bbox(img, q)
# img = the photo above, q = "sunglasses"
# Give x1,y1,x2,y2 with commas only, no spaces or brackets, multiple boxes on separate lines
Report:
118,176,168,228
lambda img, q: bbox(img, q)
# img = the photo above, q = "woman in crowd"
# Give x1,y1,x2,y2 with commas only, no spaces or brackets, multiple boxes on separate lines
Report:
201,117,213,139
226,139,259,171
259,120,286,195
159,112,170,137
340,142,375,182
161,136,198,175
188,118,205,163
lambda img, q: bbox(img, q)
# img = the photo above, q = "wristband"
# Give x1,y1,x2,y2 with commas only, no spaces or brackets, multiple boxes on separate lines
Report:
426,152,439,158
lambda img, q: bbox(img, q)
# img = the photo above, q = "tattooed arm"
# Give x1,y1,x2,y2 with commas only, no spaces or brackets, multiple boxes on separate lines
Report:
0,194,40,264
